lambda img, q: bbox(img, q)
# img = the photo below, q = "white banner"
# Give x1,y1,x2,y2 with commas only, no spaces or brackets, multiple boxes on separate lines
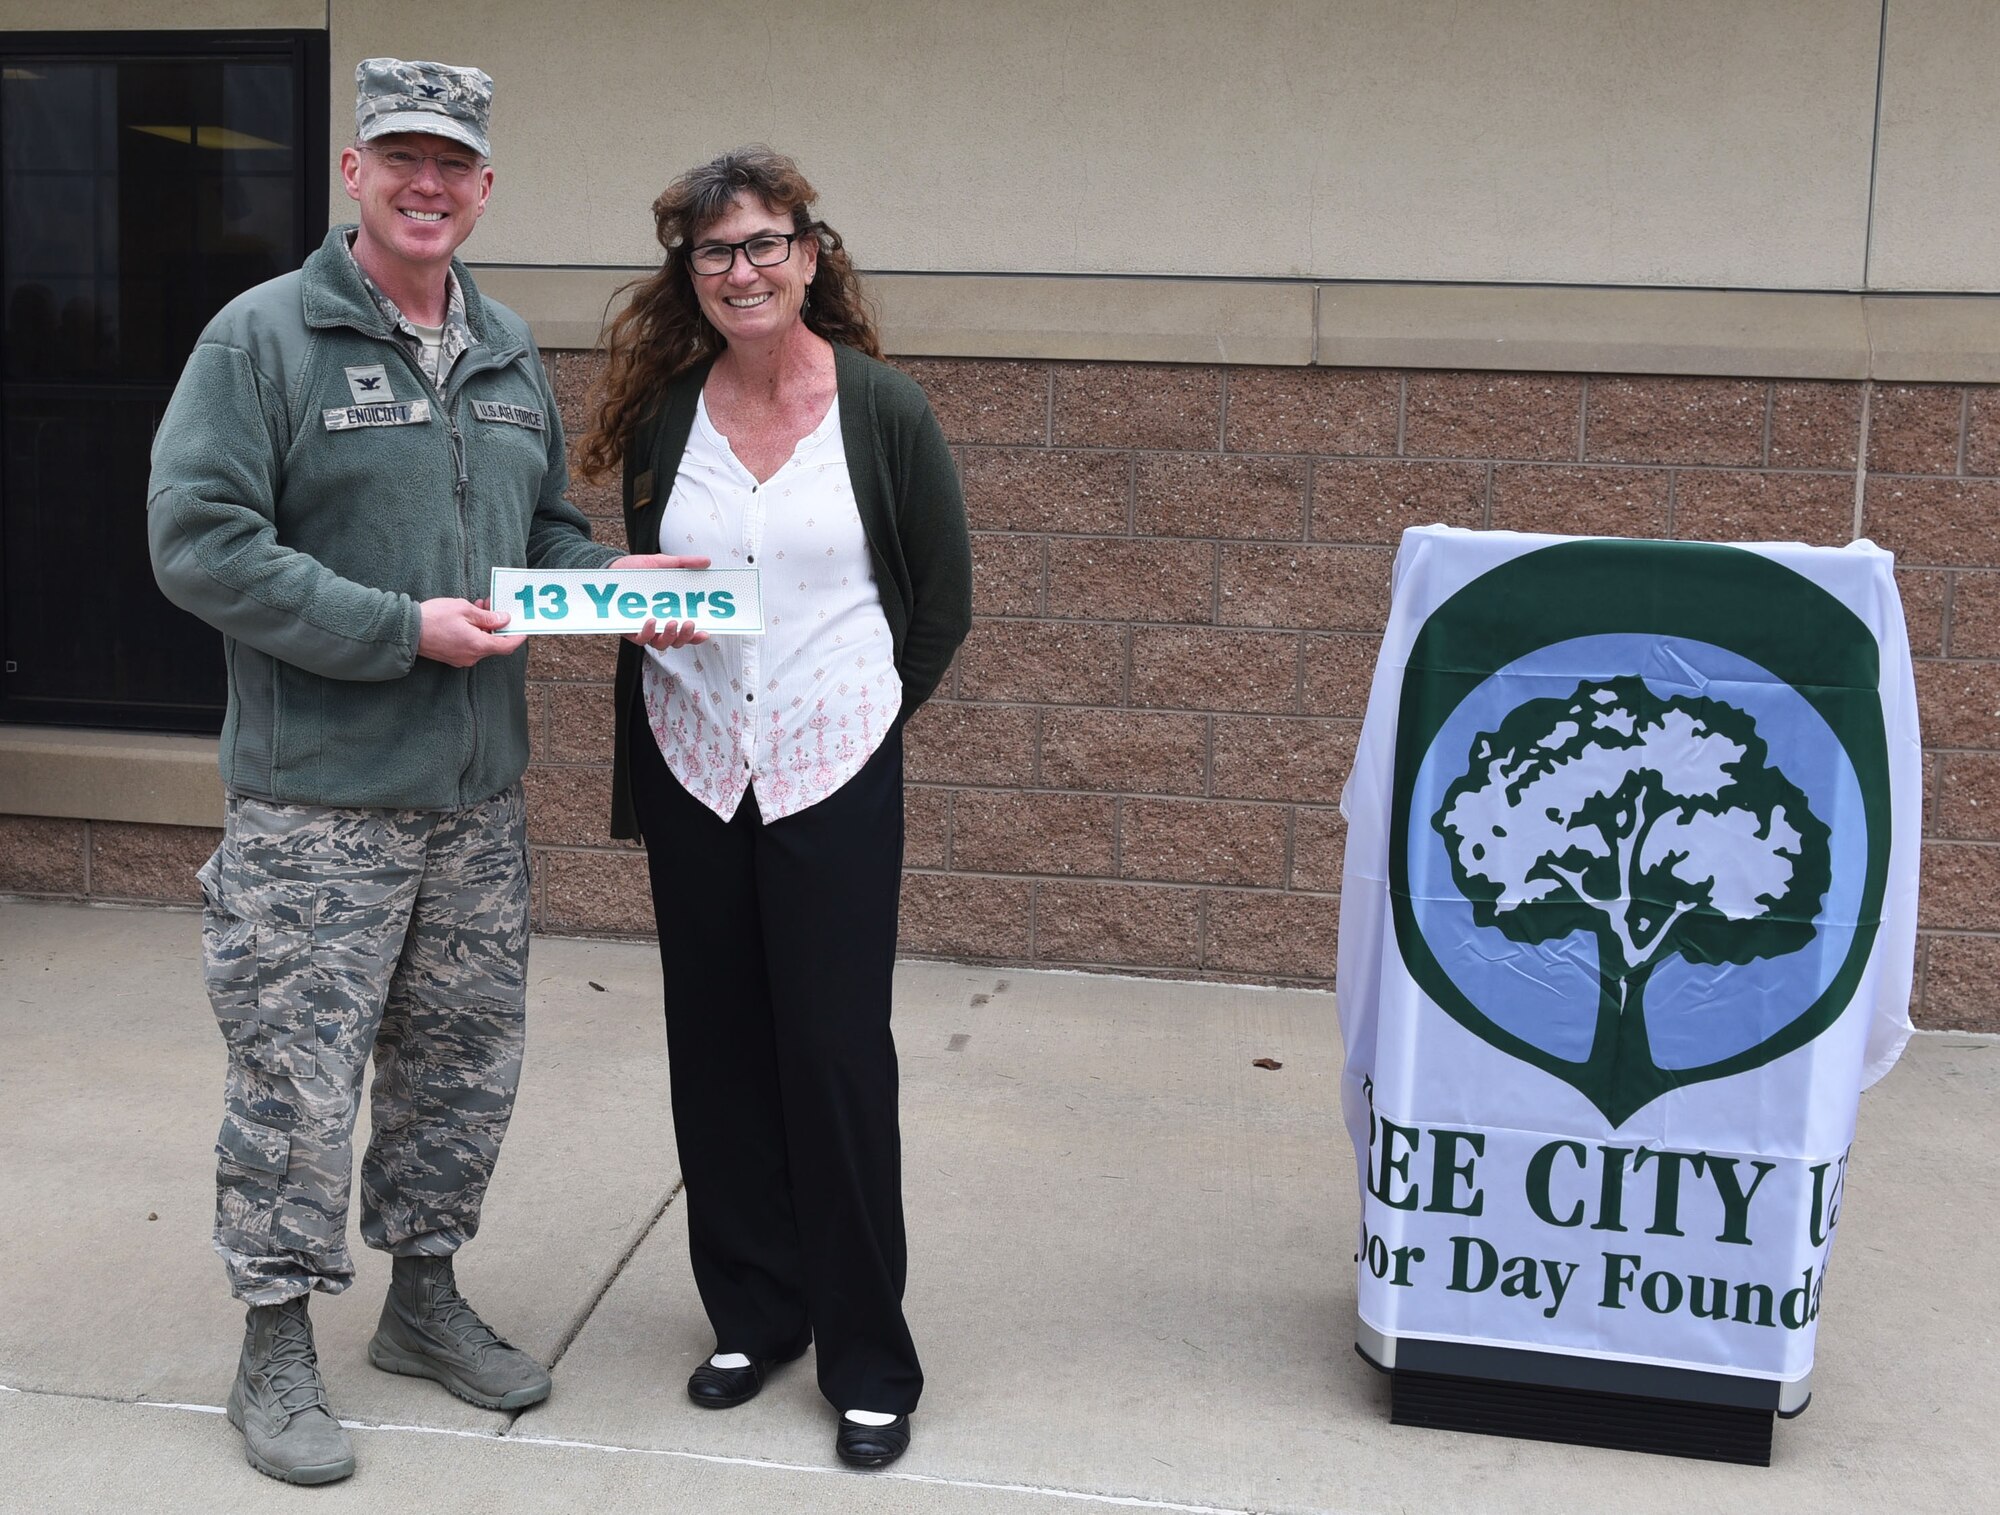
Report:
488,567,763,635
1338,527,1919,1386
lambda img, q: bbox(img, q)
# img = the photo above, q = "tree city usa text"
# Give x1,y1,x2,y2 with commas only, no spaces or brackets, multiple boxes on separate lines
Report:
1362,1114,1847,1330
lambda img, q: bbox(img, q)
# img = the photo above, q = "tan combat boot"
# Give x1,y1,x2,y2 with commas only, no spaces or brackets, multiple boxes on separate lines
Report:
368,1254,551,1410
226,1296,355,1484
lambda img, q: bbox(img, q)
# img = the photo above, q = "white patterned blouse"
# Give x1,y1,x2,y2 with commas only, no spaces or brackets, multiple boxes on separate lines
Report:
641,392,901,822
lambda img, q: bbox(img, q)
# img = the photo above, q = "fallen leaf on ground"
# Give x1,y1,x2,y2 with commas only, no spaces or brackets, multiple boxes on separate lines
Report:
1252,1057,1283,1071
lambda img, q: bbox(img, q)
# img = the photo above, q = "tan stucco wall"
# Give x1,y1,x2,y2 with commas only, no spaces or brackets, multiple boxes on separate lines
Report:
7,2,1998,293
323,0,1909,289
1869,0,2000,292
0,1,323,27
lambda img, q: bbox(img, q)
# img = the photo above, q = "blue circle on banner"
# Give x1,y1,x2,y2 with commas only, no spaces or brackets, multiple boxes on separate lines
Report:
1386,539,1891,1126
1406,634,1868,1071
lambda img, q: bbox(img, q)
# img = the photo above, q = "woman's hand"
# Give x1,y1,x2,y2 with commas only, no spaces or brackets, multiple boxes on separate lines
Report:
610,553,712,649
625,616,707,651
610,553,711,572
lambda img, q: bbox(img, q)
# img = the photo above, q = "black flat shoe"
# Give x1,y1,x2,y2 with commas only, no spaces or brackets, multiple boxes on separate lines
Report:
686,1356,767,1408
835,1413,911,1469
686,1341,808,1409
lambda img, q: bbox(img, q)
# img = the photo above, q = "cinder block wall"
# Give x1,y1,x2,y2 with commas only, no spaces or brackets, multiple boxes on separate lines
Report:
528,355,1999,1028
5,358,1995,1032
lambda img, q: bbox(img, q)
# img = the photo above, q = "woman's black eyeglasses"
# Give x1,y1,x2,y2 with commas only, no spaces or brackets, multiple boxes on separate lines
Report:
687,227,817,277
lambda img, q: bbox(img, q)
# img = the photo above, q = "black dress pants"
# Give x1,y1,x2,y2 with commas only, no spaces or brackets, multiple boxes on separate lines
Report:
628,708,922,1414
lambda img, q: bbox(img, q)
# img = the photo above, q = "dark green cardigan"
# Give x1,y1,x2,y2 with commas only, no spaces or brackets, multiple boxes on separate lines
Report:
608,343,973,839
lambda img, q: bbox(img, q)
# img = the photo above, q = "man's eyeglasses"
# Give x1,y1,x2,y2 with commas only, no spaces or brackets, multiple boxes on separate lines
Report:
687,228,816,277
361,144,484,181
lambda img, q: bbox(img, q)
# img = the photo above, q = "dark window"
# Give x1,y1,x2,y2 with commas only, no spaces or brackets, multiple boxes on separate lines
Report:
1,30,327,732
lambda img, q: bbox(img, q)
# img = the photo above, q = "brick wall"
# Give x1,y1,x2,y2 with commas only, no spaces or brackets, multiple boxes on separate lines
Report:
5,360,1995,1031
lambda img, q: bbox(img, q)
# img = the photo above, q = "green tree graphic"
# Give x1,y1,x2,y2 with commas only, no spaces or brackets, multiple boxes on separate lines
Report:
1432,676,1832,1108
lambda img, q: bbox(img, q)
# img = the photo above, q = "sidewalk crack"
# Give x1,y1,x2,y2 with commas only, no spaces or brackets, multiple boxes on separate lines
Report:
500,1179,683,1435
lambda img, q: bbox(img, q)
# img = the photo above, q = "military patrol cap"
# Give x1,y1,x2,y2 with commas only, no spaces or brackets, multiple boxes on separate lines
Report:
354,58,493,158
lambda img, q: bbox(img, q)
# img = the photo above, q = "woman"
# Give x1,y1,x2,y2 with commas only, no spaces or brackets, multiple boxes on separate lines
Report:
579,147,971,1470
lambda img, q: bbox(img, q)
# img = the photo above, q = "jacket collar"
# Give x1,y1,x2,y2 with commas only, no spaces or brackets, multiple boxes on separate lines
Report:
300,225,493,346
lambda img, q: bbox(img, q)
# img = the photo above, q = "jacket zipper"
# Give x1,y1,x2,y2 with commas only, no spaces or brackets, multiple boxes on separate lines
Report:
388,351,476,802
431,345,528,802
395,344,517,805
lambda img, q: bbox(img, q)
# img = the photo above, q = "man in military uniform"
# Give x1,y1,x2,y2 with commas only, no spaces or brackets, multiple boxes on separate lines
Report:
149,59,701,1484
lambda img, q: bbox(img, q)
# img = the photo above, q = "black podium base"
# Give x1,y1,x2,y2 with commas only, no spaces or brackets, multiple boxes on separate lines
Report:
1359,1332,1806,1467
1389,1366,1774,1465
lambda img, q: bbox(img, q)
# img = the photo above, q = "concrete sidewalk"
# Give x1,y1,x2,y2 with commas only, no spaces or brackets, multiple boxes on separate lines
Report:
0,896,1993,1514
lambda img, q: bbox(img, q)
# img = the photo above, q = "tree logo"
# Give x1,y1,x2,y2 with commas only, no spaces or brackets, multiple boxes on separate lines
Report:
1434,675,1834,1109
1388,542,1890,1125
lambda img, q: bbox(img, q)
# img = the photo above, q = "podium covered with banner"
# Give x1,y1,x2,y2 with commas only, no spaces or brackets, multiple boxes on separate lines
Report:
1337,527,1920,1464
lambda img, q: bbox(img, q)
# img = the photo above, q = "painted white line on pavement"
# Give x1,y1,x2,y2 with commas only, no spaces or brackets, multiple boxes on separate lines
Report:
123,1397,1255,1515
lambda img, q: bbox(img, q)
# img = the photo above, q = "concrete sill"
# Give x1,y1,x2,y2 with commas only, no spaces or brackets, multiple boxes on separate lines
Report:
0,727,222,829
473,266,2000,382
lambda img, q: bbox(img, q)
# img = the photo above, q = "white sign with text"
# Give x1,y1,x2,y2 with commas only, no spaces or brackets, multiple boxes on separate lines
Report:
488,567,763,635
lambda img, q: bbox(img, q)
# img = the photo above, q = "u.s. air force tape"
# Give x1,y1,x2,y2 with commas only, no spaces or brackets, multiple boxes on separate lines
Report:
471,400,545,430
323,399,431,430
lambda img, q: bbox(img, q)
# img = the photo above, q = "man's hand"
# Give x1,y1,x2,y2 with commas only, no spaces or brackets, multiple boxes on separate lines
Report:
608,553,712,650
418,598,525,666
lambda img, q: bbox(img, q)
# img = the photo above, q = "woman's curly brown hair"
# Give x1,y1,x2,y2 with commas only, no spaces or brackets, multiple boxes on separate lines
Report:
576,146,881,482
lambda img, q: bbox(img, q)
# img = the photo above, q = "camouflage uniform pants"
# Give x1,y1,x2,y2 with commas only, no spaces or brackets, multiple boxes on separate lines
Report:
197,785,530,1305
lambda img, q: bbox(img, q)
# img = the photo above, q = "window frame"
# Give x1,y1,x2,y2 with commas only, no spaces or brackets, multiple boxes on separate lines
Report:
0,27,329,734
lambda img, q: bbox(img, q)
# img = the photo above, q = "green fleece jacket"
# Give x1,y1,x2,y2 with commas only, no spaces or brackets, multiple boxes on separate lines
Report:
609,344,972,838
149,226,619,809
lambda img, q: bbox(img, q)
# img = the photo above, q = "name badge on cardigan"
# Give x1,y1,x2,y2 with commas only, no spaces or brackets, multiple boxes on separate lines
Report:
322,399,431,430
472,400,546,431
